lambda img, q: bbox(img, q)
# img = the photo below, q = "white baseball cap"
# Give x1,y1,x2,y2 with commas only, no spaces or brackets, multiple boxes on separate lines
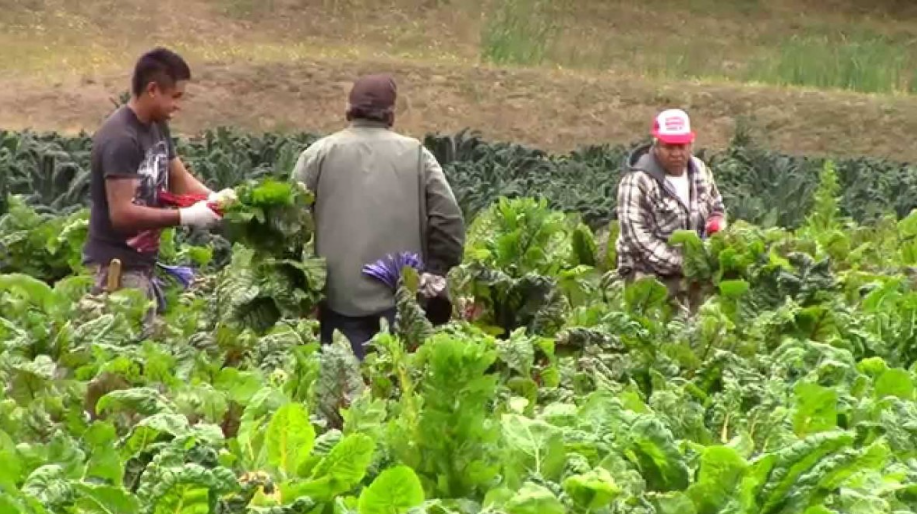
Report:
652,108,695,144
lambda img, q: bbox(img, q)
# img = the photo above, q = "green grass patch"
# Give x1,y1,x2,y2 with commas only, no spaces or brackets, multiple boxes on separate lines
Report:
218,0,277,19
476,1,917,95
642,47,735,81
480,0,565,66
748,32,917,93
680,0,762,16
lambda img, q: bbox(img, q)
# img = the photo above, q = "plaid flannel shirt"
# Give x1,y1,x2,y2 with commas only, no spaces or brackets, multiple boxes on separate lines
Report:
615,151,725,277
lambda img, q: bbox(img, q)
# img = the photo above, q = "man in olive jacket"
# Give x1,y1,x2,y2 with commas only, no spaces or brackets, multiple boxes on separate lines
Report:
292,74,465,357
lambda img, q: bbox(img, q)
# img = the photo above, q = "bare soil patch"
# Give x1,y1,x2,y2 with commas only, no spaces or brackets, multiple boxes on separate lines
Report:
1,57,915,162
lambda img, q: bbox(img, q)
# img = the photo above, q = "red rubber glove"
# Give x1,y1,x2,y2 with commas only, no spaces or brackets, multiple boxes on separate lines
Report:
159,190,225,216
706,215,726,235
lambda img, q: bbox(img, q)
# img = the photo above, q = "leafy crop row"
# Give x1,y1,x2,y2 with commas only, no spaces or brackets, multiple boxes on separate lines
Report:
1,128,917,513
3,124,917,231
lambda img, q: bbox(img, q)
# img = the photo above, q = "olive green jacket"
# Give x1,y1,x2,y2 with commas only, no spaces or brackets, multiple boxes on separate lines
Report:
292,120,465,316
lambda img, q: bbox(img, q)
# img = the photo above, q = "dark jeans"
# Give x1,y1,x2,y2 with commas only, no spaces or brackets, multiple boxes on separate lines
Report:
319,304,396,360
90,263,160,330
625,271,706,316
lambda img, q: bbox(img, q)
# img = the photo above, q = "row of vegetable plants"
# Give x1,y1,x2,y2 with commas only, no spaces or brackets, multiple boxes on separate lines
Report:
1,147,917,512
3,124,917,231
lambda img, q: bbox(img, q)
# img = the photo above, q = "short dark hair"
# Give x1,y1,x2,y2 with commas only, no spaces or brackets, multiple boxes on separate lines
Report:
131,47,191,97
346,105,393,124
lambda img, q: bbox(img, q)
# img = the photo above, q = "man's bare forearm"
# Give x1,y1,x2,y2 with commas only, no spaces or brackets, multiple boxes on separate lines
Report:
111,204,181,233
169,158,212,196
171,172,210,196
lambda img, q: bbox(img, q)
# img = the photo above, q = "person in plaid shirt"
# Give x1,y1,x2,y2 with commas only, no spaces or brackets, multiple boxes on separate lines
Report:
615,109,726,313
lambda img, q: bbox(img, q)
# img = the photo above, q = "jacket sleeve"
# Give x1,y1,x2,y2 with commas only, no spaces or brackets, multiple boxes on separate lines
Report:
422,147,465,275
698,159,726,219
709,176,726,219
617,172,683,276
291,141,324,192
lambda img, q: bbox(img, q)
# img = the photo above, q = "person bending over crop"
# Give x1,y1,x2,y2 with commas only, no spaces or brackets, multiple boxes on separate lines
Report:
292,73,465,358
615,108,726,314
83,47,236,324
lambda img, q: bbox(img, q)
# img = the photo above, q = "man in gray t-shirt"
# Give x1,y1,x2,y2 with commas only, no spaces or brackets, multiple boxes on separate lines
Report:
83,47,235,319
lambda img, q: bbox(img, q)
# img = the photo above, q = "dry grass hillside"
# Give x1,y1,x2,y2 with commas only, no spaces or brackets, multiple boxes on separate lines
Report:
2,0,917,160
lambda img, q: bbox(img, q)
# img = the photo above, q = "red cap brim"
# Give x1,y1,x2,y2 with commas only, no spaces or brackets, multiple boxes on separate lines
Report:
653,130,695,144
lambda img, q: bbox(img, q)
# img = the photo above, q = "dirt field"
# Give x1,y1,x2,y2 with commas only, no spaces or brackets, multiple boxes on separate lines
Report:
2,0,917,160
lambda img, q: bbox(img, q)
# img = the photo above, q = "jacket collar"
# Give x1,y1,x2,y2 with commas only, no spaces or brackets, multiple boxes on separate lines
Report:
632,149,697,184
633,150,698,209
349,119,391,129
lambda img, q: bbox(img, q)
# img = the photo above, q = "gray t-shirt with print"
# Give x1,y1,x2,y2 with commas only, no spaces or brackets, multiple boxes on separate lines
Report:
83,106,176,269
